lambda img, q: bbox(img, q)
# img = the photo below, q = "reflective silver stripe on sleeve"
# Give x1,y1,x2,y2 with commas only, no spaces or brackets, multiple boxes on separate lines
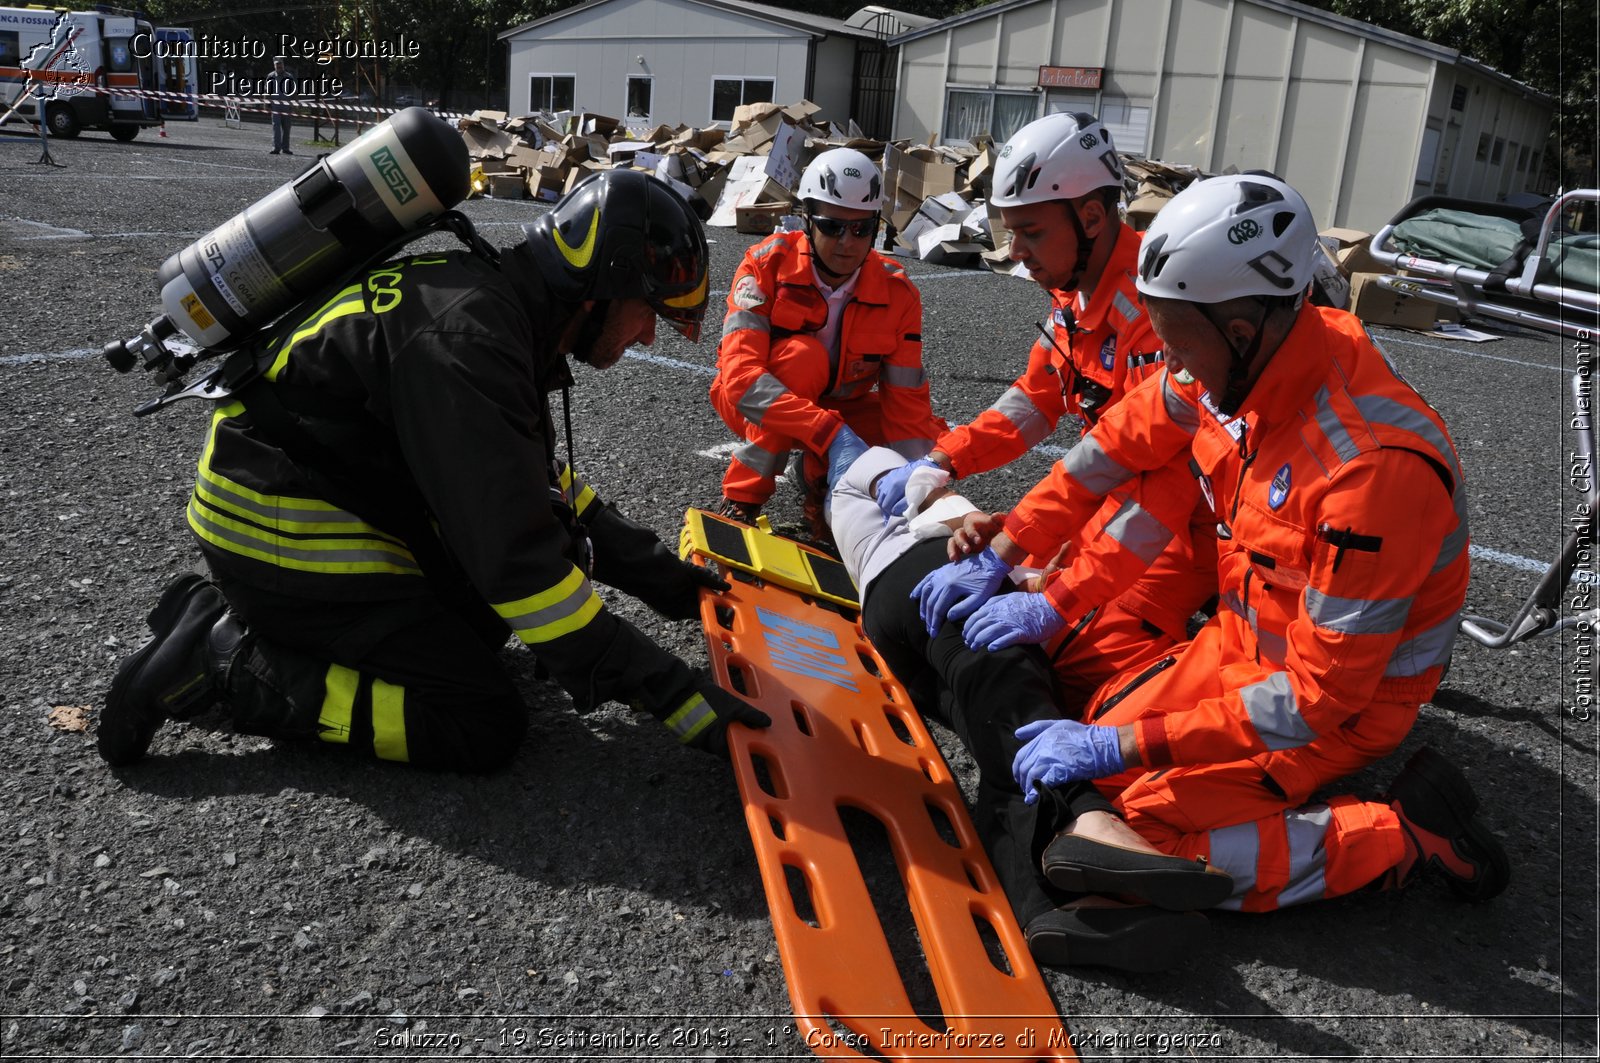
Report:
737,371,791,426
1161,372,1202,433
1208,822,1256,911
1103,496,1173,565
1353,395,1463,486
890,439,934,461
1313,386,1361,464
664,692,716,744
1305,587,1414,635
1385,611,1461,676
1434,493,1470,572
1062,434,1136,495
722,310,770,339
1241,672,1316,751
501,576,601,635
734,441,787,477
1112,290,1142,323
881,364,927,388
1277,803,1334,907
990,385,1052,448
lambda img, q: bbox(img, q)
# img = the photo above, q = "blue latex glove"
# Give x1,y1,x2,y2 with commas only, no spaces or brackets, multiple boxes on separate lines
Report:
873,457,939,519
963,591,1068,651
1012,719,1126,802
910,546,1012,636
826,425,870,491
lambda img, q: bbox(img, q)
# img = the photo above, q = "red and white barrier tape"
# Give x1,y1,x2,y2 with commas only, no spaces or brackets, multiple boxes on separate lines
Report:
19,82,472,123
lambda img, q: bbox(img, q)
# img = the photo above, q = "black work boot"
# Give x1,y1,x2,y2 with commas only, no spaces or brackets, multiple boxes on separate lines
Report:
99,575,229,766
1383,746,1511,901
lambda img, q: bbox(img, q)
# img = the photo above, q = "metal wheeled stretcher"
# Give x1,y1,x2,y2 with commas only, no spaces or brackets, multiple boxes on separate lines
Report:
1370,190,1598,647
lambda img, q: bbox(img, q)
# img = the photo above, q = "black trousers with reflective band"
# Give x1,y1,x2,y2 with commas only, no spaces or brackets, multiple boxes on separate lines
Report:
214,572,527,773
861,538,1112,926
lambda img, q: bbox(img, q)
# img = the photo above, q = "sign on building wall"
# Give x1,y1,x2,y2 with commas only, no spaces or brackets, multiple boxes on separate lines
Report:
1038,66,1103,90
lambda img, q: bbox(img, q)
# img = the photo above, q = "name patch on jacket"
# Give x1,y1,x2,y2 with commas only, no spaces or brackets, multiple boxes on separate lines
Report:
733,275,766,309
1268,462,1292,509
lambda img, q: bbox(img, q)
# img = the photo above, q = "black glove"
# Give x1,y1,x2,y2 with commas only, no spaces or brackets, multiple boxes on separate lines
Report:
587,504,728,620
658,675,771,758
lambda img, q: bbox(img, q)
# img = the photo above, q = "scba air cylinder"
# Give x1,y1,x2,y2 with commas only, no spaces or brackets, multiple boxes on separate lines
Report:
159,107,469,349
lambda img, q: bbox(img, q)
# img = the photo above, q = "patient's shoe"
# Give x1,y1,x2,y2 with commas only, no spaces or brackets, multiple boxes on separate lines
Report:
1025,898,1208,973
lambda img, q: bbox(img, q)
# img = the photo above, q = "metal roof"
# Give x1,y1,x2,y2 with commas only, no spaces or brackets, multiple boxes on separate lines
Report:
501,0,880,42
887,0,1552,102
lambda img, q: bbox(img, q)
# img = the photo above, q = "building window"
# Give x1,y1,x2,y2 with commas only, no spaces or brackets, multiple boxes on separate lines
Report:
1491,137,1505,165
711,77,774,122
1516,144,1530,171
1045,90,1150,155
1475,133,1490,161
1450,84,1467,111
529,74,575,113
1097,95,1152,156
944,89,1036,143
627,76,652,120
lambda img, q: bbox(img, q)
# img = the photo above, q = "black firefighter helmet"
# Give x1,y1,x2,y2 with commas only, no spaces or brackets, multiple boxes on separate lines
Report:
523,169,710,341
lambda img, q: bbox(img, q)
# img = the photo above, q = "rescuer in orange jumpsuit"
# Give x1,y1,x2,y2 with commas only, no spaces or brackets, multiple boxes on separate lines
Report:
878,112,1215,705
710,148,942,531
930,173,1508,914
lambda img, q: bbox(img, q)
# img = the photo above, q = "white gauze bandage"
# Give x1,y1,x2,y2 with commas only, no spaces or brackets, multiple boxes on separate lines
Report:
909,492,980,539
902,464,953,518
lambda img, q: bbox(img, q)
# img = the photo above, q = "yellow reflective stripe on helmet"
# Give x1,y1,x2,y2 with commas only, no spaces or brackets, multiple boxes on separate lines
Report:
318,664,358,744
371,679,409,762
664,692,715,744
264,283,366,381
659,271,708,309
554,207,600,269
494,565,604,644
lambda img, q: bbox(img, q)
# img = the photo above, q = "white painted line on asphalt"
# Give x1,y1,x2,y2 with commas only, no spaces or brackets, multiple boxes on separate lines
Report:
622,348,716,375
0,347,97,365
1472,543,1597,585
1376,333,1566,373
10,219,90,239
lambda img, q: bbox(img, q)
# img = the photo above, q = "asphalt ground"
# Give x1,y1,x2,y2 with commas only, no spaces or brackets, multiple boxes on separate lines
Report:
0,117,1595,1061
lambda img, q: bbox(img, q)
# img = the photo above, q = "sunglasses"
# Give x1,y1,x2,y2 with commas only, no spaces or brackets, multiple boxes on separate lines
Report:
811,215,878,240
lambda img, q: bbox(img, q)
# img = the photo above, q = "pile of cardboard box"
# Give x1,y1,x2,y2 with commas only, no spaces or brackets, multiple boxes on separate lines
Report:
1318,226,1457,328
465,101,1417,289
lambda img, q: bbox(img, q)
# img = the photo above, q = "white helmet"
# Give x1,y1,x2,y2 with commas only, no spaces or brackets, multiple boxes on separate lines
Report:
799,148,882,211
1136,174,1319,304
990,112,1124,208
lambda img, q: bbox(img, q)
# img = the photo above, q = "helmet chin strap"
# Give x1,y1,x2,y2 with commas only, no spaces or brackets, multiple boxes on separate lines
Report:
569,300,611,366
1199,298,1272,417
1060,199,1097,292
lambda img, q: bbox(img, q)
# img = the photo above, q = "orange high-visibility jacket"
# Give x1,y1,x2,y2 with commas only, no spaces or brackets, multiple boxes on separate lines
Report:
712,230,938,456
1005,305,1470,776
933,224,1164,477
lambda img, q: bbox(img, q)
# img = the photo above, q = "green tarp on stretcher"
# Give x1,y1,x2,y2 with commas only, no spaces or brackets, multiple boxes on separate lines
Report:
1391,207,1600,293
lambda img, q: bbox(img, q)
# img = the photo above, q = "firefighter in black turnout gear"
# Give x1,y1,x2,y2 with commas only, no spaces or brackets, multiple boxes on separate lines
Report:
100,170,771,770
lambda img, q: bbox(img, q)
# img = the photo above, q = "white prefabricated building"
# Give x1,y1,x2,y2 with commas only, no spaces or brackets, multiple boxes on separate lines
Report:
889,0,1554,230
500,0,928,138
